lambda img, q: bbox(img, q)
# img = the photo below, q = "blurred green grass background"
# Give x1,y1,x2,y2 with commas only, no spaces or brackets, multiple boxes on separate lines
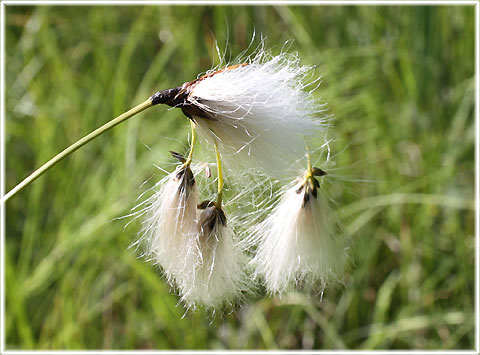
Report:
4,4,475,350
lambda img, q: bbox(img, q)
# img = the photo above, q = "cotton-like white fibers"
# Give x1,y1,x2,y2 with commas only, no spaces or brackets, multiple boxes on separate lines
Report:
137,164,198,287
185,49,326,176
136,162,249,309
134,44,348,311
176,205,250,309
249,173,348,296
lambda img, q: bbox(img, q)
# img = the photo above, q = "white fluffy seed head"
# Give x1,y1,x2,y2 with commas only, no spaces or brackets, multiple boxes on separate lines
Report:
249,173,348,296
136,163,250,309
176,206,250,309
187,49,327,176
135,45,345,310
137,164,198,287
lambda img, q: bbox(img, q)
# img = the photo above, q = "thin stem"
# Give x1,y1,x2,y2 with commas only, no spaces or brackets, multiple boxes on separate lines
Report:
306,153,312,173
214,140,224,206
3,99,153,203
184,121,196,167
304,141,314,183
305,141,312,172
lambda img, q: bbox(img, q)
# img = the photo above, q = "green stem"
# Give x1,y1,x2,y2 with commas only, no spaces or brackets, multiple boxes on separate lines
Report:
305,140,312,172
214,140,224,206
184,121,196,167
3,99,153,202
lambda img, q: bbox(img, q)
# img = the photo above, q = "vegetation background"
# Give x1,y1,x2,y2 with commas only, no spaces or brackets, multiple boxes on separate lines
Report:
4,4,476,350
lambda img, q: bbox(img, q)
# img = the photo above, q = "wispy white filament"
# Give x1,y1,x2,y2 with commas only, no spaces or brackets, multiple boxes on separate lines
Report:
177,207,249,309
249,176,348,296
137,164,249,309
187,49,326,176
138,165,198,287
135,44,348,310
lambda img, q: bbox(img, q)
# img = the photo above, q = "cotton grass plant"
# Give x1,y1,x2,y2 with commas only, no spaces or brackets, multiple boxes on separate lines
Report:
4,44,349,310
185,50,326,176
247,151,349,296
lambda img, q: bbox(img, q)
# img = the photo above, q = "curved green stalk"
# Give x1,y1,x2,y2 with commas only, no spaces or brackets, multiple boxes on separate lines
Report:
184,121,196,167
3,99,153,202
305,140,312,172
304,141,313,182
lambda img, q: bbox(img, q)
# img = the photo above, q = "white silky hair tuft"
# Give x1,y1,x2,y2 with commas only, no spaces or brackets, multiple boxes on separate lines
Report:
137,164,199,287
136,163,250,309
248,175,348,296
175,207,250,309
188,48,327,176
133,44,346,309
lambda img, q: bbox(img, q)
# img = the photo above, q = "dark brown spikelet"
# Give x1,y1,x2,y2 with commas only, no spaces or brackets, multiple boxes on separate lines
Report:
170,151,195,196
170,150,186,163
150,64,249,122
312,167,327,177
197,201,227,232
296,167,327,208
176,166,195,196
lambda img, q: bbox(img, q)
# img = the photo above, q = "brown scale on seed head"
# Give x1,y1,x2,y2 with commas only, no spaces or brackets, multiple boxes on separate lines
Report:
170,151,195,196
296,167,327,208
150,64,249,121
193,63,249,84
197,200,227,232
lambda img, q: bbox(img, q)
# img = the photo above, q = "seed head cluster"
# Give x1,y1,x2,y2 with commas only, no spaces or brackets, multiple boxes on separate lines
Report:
135,46,349,310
